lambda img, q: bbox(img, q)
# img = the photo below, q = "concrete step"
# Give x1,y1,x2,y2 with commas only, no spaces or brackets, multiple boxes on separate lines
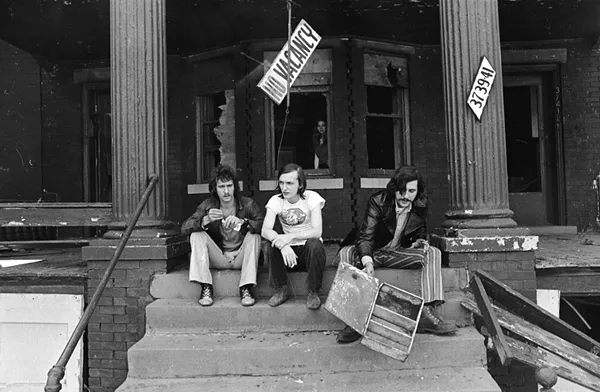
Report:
150,267,469,299
117,366,500,392
127,327,486,379
146,294,472,334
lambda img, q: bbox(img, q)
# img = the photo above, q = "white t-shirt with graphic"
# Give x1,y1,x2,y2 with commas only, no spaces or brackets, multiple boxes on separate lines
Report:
265,190,326,246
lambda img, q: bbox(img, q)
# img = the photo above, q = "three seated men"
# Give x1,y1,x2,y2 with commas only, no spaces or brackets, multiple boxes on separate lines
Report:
182,164,456,341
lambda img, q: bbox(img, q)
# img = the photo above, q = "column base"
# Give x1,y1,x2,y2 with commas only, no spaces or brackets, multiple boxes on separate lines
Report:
431,230,539,300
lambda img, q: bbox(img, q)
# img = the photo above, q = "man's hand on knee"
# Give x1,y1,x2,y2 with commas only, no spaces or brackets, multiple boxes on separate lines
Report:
281,245,297,268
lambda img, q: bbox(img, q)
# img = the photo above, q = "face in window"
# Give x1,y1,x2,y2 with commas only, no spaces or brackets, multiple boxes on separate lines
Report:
317,121,326,135
278,170,301,203
395,179,418,208
216,179,235,204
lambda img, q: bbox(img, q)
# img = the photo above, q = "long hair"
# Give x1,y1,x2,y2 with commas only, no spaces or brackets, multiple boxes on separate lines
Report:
312,120,327,148
208,164,241,204
275,163,307,199
384,165,427,208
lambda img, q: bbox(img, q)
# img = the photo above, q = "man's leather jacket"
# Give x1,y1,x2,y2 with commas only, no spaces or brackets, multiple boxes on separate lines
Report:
181,195,264,248
349,190,427,259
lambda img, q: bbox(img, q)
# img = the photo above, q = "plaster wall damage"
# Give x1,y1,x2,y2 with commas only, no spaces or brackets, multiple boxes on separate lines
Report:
213,89,236,170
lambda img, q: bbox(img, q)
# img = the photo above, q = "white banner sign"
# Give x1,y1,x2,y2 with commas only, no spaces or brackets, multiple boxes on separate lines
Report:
467,56,496,120
258,19,321,105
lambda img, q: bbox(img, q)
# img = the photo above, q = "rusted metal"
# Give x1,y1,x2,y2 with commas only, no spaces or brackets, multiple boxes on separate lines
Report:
325,262,423,362
44,174,159,392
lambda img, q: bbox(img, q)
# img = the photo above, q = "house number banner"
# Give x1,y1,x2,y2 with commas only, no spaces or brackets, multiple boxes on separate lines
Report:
467,56,496,120
258,19,321,105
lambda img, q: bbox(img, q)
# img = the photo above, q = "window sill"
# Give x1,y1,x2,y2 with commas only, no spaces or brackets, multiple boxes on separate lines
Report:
259,178,343,191
360,177,391,189
187,181,244,195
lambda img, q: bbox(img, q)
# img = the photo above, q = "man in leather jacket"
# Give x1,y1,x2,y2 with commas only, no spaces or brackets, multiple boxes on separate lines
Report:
336,165,457,343
181,164,264,307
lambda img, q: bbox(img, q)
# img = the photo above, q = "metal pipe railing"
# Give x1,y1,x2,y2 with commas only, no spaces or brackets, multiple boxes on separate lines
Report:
45,174,159,392
594,172,600,229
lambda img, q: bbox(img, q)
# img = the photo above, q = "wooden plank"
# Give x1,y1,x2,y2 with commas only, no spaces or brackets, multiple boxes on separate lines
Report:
367,319,412,347
0,206,111,227
505,335,600,391
471,275,512,366
372,305,416,331
463,296,600,379
361,335,409,362
476,270,600,355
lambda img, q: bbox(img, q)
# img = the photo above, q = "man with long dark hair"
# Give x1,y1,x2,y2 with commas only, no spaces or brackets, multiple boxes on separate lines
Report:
336,165,456,343
181,164,264,307
261,163,327,309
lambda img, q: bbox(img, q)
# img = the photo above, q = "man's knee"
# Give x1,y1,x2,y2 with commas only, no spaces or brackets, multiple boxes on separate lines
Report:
305,238,324,251
190,231,211,247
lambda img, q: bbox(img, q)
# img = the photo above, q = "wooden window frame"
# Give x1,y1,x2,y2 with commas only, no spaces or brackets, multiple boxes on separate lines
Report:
265,85,334,178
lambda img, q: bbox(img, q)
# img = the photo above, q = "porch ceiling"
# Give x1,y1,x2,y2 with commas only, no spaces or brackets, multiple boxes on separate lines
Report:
0,0,598,61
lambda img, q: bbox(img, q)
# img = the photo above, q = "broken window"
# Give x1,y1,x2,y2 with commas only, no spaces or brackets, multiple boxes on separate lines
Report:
364,53,410,173
268,88,331,174
195,91,235,182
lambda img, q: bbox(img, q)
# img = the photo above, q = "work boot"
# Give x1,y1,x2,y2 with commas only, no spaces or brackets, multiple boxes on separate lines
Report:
307,290,321,310
268,285,289,307
417,304,457,335
336,325,362,344
240,285,256,307
198,283,214,307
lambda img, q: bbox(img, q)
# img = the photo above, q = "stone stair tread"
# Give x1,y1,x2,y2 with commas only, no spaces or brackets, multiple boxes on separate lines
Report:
128,327,486,378
117,366,500,392
150,267,468,299
146,297,471,334
146,297,344,333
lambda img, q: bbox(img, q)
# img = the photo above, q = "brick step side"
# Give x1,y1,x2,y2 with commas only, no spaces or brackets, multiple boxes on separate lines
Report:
150,267,469,299
146,294,472,334
127,327,486,379
117,366,500,392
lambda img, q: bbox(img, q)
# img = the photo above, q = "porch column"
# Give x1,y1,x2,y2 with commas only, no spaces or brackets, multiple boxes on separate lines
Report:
108,0,174,236
439,0,518,233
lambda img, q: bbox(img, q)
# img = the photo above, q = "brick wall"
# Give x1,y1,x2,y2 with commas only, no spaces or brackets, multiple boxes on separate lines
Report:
86,260,167,392
562,41,600,231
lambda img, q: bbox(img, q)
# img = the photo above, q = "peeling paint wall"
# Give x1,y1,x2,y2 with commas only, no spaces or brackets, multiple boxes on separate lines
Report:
213,90,236,171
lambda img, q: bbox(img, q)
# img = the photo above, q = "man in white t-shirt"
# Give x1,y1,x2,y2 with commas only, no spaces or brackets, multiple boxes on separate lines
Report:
261,163,326,310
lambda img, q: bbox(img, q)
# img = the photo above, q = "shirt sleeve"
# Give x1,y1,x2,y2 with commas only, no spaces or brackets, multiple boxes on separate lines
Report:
307,191,325,211
265,195,283,215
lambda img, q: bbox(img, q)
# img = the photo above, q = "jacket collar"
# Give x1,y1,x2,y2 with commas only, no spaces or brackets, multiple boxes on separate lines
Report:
382,201,425,237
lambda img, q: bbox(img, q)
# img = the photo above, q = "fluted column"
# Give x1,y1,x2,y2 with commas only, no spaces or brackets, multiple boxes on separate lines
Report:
109,0,173,234
439,0,517,230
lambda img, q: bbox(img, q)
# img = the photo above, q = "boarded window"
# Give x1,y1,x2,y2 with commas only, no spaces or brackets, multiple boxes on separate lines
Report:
364,53,410,173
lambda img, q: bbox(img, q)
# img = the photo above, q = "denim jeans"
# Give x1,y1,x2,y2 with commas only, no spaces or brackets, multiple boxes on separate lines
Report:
266,238,326,292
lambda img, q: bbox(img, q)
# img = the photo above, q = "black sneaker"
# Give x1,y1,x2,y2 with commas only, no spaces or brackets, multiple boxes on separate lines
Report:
240,285,255,307
198,283,213,306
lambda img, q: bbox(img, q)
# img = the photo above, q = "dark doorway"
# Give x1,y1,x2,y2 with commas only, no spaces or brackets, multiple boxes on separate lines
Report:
83,86,112,203
504,73,562,226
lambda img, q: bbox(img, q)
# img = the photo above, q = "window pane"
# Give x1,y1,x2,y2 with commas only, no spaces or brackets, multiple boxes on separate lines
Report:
367,85,394,114
366,117,395,170
273,92,328,170
203,123,220,146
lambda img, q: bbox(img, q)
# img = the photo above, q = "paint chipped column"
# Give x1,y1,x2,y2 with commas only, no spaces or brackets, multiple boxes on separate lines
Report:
107,0,175,235
439,0,517,231
433,0,538,301
82,2,189,386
